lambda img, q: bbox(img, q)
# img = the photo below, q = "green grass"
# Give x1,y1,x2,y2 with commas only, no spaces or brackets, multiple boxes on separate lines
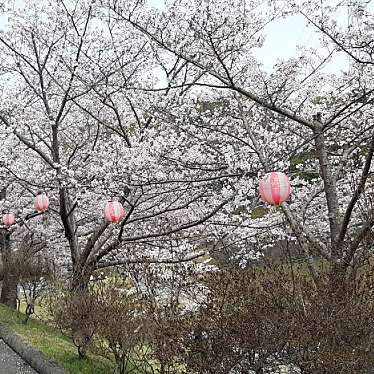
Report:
0,303,116,374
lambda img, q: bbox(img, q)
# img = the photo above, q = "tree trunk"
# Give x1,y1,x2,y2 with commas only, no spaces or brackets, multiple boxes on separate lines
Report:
301,369,315,374
0,272,18,309
68,261,96,358
0,231,18,309
70,261,93,292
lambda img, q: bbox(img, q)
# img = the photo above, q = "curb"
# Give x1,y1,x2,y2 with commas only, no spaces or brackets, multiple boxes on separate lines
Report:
0,323,66,374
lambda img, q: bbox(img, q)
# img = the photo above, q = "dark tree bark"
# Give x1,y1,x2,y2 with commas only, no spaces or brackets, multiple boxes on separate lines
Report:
70,261,94,293
0,231,18,309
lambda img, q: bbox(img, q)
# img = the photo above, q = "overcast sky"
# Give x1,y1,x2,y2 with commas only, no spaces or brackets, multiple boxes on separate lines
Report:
147,0,352,74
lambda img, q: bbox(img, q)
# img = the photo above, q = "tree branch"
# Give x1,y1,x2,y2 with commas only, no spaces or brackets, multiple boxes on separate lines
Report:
95,251,207,269
313,117,340,251
338,130,374,255
117,13,317,131
94,199,230,263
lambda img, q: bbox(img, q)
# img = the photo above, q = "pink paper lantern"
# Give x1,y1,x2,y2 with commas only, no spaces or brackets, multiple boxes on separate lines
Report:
104,201,125,223
3,212,15,226
259,172,291,205
34,193,49,212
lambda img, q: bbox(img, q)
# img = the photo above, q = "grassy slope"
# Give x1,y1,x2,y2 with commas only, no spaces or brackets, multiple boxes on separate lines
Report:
0,303,115,374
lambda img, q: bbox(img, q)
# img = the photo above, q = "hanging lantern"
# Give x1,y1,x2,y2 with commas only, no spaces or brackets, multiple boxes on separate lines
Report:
3,212,15,226
259,172,291,205
34,192,49,212
104,201,125,223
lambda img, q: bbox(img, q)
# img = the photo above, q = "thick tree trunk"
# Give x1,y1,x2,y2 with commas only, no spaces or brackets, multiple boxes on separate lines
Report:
300,368,316,374
0,231,18,309
313,120,341,253
70,261,93,292
328,261,348,295
68,261,96,358
0,272,18,309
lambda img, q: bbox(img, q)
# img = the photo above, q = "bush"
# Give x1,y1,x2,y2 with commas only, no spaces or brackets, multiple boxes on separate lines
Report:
18,255,53,323
146,262,374,374
49,260,374,373
52,289,101,358
51,276,152,373
94,282,149,374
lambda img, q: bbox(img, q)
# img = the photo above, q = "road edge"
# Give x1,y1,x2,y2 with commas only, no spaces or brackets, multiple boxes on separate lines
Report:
0,323,66,374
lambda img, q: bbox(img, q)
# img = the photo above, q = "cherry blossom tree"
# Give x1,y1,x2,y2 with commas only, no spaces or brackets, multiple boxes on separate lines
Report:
0,0,240,298
2,0,374,370
2,0,373,298
106,0,374,286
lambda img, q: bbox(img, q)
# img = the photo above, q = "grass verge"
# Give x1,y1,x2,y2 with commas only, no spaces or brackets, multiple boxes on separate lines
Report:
0,303,115,374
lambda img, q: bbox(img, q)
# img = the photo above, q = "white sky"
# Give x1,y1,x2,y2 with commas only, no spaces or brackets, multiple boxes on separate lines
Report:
148,0,165,8
254,13,349,73
147,0,351,74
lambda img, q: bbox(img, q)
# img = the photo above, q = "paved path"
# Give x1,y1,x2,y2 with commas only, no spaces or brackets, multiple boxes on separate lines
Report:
0,339,37,374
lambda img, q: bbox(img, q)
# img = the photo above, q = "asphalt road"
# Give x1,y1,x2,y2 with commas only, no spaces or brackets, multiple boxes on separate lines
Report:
0,339,37,374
